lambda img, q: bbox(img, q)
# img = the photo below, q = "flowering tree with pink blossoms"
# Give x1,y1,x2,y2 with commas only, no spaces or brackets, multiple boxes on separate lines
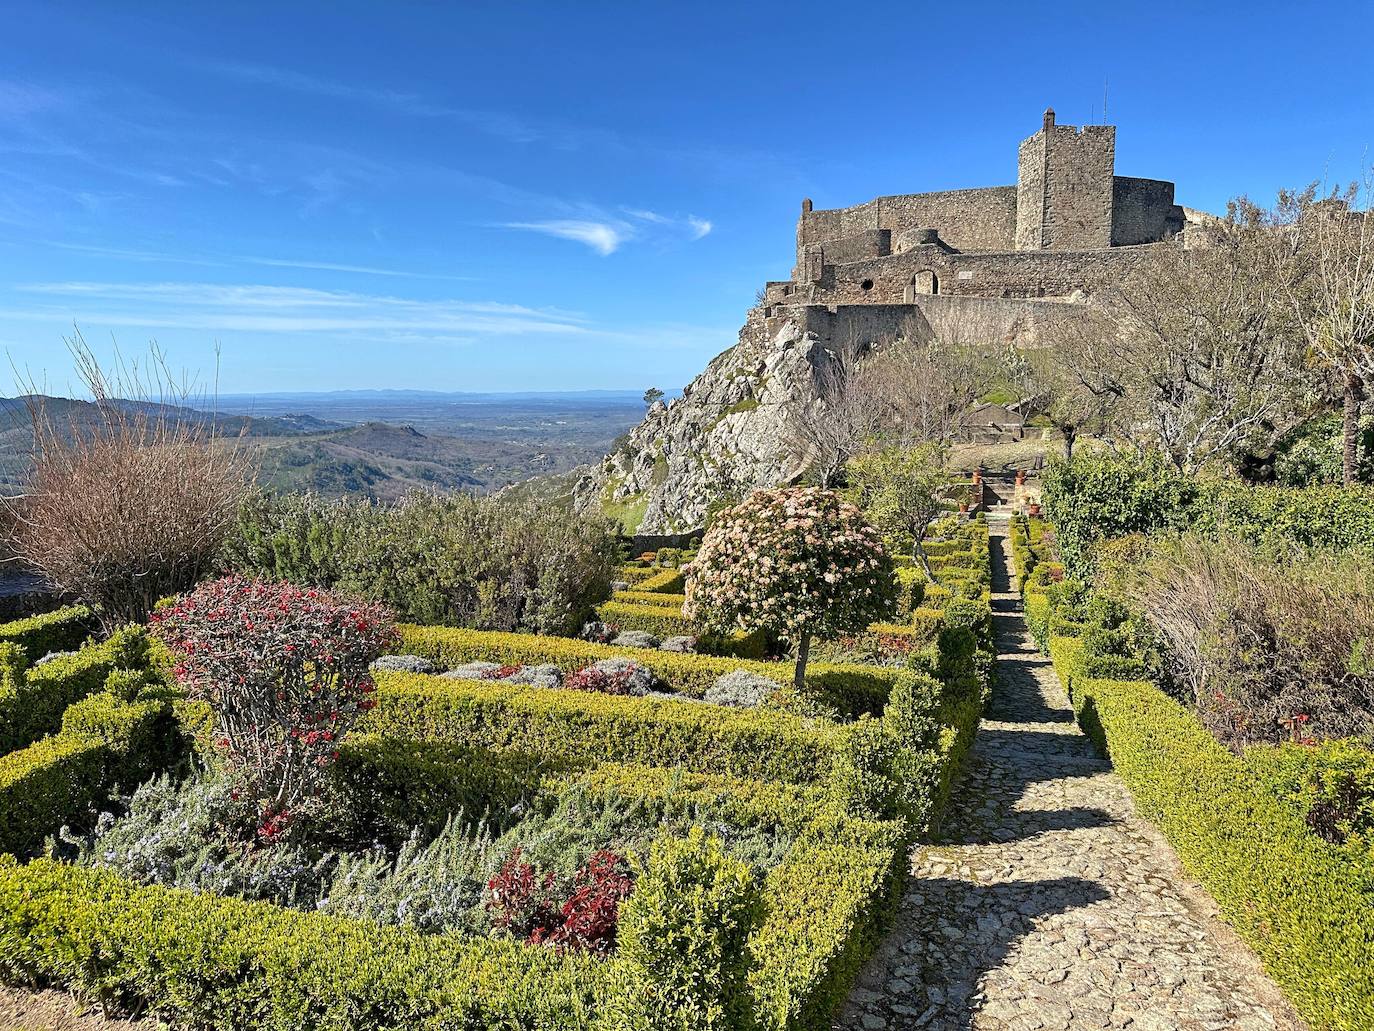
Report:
684,487,896,687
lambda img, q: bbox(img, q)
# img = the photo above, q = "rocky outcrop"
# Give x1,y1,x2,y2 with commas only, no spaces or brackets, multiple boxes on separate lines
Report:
573,307,841,534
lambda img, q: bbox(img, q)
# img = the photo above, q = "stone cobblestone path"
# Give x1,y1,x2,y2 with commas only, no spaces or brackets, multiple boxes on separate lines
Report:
834,522,1305,1031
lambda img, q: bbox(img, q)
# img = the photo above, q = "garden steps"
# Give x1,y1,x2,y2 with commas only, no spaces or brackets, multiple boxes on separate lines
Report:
833,523,1305,1031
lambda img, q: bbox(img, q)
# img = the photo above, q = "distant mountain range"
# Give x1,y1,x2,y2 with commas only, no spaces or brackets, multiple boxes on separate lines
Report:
0,392,646,501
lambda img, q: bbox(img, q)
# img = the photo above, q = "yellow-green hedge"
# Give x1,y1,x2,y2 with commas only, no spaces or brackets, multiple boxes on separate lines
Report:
367,671,847,788
0,605,96,661
636,568,685,593
1049,636,1374,1031
594,601,695,638
0,627,151,757
0,691,172,856
748,816,906,1030
610,591,686,610
0,856,604,1030
395,624,896,717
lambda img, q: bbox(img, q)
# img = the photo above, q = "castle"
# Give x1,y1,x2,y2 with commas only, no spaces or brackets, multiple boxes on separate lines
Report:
578,110,1214,534
756,108,1209,347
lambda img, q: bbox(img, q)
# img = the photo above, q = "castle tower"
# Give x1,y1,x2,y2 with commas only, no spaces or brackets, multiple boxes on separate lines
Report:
1015,108,1116,251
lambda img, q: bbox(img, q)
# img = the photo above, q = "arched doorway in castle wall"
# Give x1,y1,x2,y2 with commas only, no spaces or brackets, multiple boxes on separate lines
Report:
903,270,939,302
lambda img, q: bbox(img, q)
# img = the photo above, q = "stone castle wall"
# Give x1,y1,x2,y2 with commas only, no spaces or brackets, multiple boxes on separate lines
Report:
1112,176,1185,246
1016,117,1116,251
775,242,1166,307
789,294,1083,351
795,186,1018,273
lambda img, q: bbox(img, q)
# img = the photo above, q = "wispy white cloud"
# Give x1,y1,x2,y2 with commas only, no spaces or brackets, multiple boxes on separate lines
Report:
0,80,70,120
686,217,713,240
44,241,225,266
10,281,589,336
502,209,713,255
207,62,546,144
502,220,629,256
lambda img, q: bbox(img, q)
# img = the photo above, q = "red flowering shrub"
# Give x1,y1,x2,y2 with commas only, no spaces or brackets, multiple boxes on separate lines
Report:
563,665,635,695
151,576,399,837
482,664,524,680
486,848,634,955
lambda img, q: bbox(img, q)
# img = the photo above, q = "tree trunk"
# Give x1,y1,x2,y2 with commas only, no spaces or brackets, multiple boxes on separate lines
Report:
914,541,936,582
793,630,811,690
1343,374,1366,486
1062,425,1076,461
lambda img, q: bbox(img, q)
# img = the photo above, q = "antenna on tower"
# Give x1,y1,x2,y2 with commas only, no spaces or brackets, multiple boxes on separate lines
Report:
1102,77,1109,124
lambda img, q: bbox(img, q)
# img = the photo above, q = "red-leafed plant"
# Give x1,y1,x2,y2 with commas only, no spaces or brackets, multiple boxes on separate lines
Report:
486,848,634,955
151,575,399,837
486,847,562,939
563,666,635,695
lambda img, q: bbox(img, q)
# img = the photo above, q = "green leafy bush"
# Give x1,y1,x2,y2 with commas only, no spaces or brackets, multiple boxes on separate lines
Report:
610,828,760,1031
1042,451,1374,575
222,490,621,635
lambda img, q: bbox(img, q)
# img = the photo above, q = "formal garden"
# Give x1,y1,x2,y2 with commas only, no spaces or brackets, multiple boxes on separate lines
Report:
3,187,1374,1029
0,389,998,1029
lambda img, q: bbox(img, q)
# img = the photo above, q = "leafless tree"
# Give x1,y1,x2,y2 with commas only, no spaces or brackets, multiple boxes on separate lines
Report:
1268,178,1374,484
7,332,253,629
785,325,877,487
785,316,993,484
1053,218,1312,473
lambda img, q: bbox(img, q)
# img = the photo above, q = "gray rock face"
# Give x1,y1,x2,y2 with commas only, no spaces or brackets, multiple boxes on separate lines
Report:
33,650,78,668
611,630,661,650
573,309,843,533
505,663,563,689
590,657,662,696
658,635,697,653
441,661,504,680
705,669,782,708
370,654,439,675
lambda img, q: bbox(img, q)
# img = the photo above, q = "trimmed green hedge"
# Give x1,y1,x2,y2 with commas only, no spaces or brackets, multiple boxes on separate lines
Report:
0,691,173,856
366,671,847,788
748,816,905,1030
0,605,96,662
1048,636,1374,1031
0,627,152,757
610,591,687,610
0,857,604,1031
636,568,685,593
595,600,696,638
395,624,896,718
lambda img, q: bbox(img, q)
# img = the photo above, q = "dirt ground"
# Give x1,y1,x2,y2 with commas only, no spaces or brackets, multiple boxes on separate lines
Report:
0,986,158,1031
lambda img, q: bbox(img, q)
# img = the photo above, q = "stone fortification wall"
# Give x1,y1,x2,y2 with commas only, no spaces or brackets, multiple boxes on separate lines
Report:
792,295,1084,350
796,185,1018,272
1016,113,1116,251
1112,176,1185,246
784,243,1165,306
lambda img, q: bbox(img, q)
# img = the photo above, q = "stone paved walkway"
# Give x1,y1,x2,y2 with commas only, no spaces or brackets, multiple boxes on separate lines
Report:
834,523,1304,1031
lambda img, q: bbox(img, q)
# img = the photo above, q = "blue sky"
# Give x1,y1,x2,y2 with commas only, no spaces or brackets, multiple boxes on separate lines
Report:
0,1,1370,395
